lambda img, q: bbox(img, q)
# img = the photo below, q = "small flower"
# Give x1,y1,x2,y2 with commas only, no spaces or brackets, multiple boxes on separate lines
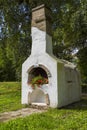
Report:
28,75,48,89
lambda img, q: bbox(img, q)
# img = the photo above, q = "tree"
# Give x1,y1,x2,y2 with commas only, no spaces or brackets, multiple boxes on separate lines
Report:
0,1,31,81
77,47,87,83
0,0,87,82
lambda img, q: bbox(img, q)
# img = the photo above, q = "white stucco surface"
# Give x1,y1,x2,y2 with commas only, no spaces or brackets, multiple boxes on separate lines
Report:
31,27,53,55
22,27,81,108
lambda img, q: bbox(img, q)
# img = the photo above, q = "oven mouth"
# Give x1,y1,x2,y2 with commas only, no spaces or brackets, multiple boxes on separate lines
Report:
27,66,50,87
28,88,50,106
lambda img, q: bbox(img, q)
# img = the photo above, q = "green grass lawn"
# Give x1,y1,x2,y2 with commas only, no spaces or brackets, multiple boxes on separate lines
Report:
0,82,87,130
0,107,87,130
0,82,25,113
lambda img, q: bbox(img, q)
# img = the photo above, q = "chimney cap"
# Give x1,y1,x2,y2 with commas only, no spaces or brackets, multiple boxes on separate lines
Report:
32,4,51,12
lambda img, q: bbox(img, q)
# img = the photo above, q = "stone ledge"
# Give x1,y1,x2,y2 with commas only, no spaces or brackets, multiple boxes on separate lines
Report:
32,4,51,12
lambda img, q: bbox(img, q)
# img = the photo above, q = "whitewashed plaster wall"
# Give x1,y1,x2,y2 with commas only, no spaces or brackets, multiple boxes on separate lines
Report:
22,27,81,108
22,53,59,108
31,27,53,55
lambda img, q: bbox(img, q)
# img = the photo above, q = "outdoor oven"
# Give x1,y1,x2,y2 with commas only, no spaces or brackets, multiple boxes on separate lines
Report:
22,5,81,108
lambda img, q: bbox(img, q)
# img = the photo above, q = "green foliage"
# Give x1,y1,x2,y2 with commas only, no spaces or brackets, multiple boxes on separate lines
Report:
28,75,48,89
82,84,87,93
77,47,87,83
0,82,25,113
0,1,31,81
0,39,16,81
31,75,48,84
0,0,87,82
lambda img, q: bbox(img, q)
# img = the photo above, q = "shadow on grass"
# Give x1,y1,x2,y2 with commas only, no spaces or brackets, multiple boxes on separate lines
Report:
63,94,87,110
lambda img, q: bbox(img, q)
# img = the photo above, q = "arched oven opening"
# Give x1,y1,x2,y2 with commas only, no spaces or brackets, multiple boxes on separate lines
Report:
28,67,49,88
28,66,50,106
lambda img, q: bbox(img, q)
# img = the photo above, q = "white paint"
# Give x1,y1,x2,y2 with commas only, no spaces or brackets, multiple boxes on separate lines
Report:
31,103,47,106
22,26,81,108
31,27,52,55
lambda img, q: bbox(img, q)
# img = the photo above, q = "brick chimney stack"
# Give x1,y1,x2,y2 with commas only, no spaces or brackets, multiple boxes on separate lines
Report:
31,4,53,55
32,4,52,36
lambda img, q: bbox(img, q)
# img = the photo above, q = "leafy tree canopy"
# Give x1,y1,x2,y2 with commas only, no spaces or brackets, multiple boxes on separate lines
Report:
0,0,87,82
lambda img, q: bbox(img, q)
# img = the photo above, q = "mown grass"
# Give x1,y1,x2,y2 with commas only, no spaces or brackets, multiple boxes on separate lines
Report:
0,82,87,130
0,82,25,113
0,106,87,130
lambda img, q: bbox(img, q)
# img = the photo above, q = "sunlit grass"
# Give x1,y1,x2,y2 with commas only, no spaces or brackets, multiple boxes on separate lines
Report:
0,82,25,113
0,107,87,130
0,82,87,130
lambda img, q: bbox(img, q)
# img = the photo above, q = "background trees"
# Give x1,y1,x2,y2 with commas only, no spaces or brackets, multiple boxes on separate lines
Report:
0,0,31,81
0,0,87,83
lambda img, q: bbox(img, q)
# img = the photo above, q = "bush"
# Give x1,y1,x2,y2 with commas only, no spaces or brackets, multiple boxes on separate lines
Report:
82,84,87,93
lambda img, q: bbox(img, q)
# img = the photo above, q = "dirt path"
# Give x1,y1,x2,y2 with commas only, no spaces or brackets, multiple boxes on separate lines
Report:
0,108,46,123
0,94,87,123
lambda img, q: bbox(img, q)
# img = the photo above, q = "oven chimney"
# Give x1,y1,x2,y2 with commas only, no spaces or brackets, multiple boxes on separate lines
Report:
31,4,53,55
22,4,81,108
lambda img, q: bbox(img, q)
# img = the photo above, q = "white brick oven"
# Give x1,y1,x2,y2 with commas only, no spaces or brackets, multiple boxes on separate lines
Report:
22,5,81,108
